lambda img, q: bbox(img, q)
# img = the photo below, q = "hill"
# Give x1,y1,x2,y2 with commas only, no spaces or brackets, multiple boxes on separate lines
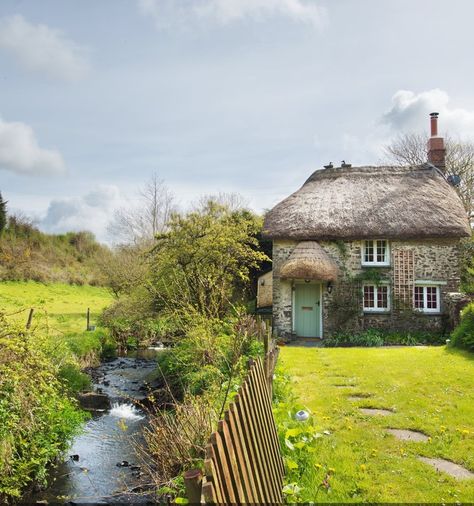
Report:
0,215,110,285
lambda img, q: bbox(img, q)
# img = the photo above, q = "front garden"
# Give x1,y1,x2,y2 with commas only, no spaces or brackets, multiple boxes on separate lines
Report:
278,345,474,503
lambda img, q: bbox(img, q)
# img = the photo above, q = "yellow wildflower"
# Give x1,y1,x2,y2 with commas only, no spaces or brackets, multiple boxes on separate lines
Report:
360,464,366,471
328,467,336,473
315,463,322,469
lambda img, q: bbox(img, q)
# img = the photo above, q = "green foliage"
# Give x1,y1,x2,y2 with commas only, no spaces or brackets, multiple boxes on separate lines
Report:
0,216,110,284
155,314,264,399
0,192,7,235
273,366,328,503
459,236,474,294
0,315,86,501
322,329,445,347
451,303,474,351
150,201,269,319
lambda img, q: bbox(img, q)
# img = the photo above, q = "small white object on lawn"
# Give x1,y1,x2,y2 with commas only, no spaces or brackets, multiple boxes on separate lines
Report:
295,410,309,421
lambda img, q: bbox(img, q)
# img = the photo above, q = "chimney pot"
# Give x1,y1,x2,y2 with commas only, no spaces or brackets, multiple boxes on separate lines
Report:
430,112,439,137
427,112,445,172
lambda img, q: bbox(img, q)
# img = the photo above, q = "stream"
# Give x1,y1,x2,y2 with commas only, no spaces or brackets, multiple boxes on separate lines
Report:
25,348,162,505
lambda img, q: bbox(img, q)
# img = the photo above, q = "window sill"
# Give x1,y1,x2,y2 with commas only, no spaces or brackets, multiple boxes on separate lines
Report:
363,310,391,315
361,263,391,268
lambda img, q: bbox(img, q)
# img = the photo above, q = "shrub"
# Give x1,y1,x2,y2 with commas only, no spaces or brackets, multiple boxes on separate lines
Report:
322,329,445,348
0,315,85,501
451,303,474,351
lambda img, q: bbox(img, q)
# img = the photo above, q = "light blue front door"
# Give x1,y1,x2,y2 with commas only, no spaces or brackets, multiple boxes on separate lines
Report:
295,283,321,338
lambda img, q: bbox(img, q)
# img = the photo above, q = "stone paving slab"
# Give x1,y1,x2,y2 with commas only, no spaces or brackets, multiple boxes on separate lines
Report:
418,457,474,480
387,428,429,442
360,407,393,416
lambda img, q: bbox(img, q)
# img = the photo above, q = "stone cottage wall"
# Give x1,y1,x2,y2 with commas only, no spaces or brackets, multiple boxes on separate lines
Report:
272,238,463,339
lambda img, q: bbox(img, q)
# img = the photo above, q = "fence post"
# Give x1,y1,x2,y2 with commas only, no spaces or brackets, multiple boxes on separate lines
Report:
26,308,34,329
184,469,203,504
86,308,90,331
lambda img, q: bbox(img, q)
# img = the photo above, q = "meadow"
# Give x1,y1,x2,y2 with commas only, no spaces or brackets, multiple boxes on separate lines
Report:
0,281,114,368
279,345,474,503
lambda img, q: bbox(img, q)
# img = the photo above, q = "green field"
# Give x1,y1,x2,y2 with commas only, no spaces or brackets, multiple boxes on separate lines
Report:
0,281,112,333
280,345,474,503
0,281,113,368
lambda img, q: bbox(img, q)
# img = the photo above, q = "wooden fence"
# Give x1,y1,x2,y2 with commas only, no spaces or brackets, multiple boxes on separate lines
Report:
184,343,284,504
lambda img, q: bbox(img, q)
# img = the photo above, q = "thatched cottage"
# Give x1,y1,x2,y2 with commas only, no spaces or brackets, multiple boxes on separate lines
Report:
262,113,471,339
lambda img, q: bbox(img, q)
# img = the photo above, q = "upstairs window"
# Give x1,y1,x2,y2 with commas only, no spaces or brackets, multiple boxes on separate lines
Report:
363,285,390,312
414,285,440,313
362,240,390,266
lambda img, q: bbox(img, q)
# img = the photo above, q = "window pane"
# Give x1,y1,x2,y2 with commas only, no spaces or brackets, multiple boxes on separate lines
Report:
364,240,374,263
364,286,375,308
376,240,386,263
377,286,388,309
426,287,438,309
414,286,424,309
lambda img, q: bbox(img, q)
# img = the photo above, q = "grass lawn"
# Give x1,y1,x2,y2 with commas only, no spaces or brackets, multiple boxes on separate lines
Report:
280,345,474,503
0,281,113,364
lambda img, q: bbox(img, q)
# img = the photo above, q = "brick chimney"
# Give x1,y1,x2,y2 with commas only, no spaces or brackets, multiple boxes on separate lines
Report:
427,112,446,171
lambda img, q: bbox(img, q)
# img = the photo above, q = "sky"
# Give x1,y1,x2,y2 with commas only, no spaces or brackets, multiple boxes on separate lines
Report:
1,0,474,242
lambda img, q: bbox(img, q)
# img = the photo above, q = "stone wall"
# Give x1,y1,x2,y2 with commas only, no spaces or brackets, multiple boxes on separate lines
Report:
272,238,463,339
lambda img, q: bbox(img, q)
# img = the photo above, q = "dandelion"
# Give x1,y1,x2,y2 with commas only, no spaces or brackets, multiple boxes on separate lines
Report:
360,464,366,471
315,463,322,469
328,467,336,473
347,425,353,431
428,437,432,443
462,429,470,436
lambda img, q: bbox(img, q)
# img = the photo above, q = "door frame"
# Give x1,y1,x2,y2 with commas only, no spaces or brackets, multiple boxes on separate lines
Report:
292,280,323,338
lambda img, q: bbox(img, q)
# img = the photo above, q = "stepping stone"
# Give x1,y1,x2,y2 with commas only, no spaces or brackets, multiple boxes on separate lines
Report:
387,429,429,442
348,394,372,401
418,457,474,480
360,408,393,416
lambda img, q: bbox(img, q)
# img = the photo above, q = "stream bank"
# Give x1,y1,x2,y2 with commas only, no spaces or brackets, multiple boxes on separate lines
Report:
24,349,163,505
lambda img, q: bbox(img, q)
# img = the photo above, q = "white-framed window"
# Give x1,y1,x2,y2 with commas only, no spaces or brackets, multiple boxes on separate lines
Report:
363,284,390,312
414,285,440,313
361,240,390,266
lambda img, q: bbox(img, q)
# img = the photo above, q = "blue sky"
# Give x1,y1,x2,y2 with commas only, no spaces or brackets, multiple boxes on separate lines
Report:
1,0,474,241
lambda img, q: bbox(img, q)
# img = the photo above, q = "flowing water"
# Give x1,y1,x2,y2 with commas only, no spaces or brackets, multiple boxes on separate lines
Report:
26,349,162,504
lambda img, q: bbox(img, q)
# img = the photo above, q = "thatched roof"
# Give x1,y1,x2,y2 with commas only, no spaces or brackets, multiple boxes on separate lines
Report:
279,241,339,280
263,164,471,240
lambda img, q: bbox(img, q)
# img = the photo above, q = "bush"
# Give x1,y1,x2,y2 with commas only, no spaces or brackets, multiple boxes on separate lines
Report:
322,329,445,348
0,315,85,501
155,314,264,400
451,303,474,351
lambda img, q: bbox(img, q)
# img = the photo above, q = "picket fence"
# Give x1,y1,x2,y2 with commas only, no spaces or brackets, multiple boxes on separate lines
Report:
184,341,284,504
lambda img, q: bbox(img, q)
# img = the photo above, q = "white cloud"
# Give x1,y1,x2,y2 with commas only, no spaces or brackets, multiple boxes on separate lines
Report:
0,116,65,175
382,89,474,137
138,0,327,28
332,89,474,167
0,15,89,81
41,185,122,242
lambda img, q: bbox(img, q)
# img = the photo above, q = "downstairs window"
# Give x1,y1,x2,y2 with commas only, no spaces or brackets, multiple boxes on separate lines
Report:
363,285,390,312
414,285,440,313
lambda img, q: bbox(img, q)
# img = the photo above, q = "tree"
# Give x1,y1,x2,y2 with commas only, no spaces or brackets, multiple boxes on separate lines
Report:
108,174,175,245
149,200,269,319
0,192,7,235
384,133,474,219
